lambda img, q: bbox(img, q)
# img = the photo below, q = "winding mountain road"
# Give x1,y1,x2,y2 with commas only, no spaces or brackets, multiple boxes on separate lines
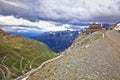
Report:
15,53,64,80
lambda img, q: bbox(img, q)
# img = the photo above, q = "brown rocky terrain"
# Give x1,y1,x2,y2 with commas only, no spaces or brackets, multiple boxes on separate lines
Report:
27,30,120,80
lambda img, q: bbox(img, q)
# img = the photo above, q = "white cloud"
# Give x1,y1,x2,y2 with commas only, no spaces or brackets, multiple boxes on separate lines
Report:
0,15,74,32
1,26,40,32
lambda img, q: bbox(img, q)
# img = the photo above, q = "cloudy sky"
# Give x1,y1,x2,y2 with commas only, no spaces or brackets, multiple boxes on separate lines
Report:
0,0,120,33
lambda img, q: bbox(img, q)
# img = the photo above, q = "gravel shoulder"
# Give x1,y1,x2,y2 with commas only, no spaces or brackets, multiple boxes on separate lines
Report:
28,30,120,80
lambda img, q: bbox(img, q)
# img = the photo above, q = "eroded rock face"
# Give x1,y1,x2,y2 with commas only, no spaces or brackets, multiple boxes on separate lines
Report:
28,30,120,80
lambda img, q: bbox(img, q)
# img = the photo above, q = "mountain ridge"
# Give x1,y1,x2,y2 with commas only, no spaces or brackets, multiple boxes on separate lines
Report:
31,30,83,53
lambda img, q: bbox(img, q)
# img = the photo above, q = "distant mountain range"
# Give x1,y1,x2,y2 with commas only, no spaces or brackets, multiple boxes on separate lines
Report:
31,30,84,53
0,29,55,80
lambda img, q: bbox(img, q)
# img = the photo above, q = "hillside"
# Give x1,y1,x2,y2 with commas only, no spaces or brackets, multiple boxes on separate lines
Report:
27,30,120,80
0,29,56,80
31,30,82,53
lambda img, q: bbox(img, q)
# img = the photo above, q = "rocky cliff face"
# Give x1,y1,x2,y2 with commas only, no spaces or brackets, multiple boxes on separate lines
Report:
28,30,120,80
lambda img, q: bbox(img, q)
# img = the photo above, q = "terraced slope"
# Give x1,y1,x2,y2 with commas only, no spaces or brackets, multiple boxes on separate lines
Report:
28,30,120,80
0,29,56,80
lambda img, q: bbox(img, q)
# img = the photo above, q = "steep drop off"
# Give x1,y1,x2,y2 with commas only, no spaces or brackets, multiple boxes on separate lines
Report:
0,29,56,80
28,30,120,80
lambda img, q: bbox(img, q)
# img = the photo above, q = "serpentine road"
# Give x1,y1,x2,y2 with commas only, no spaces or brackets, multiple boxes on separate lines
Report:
15,52,64,80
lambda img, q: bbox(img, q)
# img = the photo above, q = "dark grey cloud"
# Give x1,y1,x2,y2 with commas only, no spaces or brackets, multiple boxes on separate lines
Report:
0,0,120,24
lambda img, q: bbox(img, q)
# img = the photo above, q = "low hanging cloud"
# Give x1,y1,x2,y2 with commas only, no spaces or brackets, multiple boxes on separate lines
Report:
0,15,89,33
0,25,40,33
0,15,76,32
0,0,120,24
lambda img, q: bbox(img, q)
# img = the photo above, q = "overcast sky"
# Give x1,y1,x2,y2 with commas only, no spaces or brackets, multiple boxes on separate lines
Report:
0,0,120,32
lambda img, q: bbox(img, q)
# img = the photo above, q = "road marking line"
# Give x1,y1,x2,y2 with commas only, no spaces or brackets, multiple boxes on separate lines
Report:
102,33,105,38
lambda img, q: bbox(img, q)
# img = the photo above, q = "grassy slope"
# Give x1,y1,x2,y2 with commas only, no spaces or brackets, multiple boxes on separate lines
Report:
0,29,56,79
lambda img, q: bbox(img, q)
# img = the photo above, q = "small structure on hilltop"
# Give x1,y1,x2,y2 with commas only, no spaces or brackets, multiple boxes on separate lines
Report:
85,23,101,34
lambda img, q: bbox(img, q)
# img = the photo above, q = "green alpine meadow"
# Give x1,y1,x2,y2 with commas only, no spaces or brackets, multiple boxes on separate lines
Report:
0,29,56,79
